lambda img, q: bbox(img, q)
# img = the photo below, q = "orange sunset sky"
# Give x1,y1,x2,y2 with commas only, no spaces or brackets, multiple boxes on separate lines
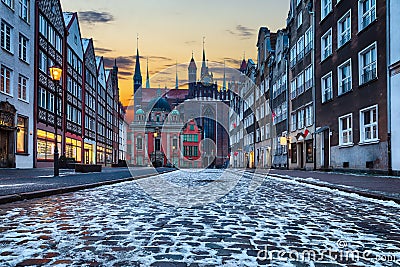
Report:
61,0,290,106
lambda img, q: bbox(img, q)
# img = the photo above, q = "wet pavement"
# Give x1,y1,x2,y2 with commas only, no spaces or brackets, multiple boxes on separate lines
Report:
0,170,399,266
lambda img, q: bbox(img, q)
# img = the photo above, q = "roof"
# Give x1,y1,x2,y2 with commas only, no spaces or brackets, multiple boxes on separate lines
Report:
96,56,102,68
188,57,197,70
136,109,145,115
147,97,172,112
239,59,247,72
63,12,74,28
141,88,187,103
82,38,90,51
171,109,180,115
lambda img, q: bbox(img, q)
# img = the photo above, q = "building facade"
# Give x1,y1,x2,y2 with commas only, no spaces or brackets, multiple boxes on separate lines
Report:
315,0,388,171
0,0,35,168
271,29,289,169
64,12,84,165
388,0,400,174
255,27,275,169
35,0,65,168
287,0,315,170
82,38,97,164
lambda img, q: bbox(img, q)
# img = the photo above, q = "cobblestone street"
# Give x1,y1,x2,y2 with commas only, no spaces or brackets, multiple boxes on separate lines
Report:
0,170,399,266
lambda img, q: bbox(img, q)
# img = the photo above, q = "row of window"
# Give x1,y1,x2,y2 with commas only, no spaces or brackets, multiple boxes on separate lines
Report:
338,104,378,146
67,48,83,75
66,104,82,125
66,77,82,100
182,134,199,143
38,87,61,114
183,146,199,157
0,65,28,102
1,20,29,63
2,0,30,23
290,105,313,132
272,75,287,99
38,14,62,53
290,64,313,100
290,26,313,67
321,42,377,103
321,0,375,33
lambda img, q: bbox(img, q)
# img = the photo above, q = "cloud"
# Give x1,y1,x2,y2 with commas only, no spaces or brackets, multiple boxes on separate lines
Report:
95,47,113,54
227,25,256,40
103,56,135,78
184,40,197,46
78,11,114,24
216,57,243,67
139,55,173,62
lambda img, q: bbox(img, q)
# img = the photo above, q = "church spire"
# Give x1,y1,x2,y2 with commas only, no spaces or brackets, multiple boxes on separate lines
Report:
223,59,226,91
201,36,208,78
175,61,179,89
146,57,150,88
134,34,142,93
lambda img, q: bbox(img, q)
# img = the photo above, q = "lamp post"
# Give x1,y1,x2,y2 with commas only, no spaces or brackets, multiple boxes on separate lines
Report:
280,136,291,170
49,66,62,177
153,127,160,167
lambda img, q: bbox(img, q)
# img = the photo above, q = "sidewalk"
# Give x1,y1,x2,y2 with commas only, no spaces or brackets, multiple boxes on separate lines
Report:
0,167,175,204
252,169,400,203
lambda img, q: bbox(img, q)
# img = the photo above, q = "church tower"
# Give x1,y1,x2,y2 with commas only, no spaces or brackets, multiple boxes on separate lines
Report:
188,52,197,84
145,57,150,88
200,39,208,78
133,40,142,94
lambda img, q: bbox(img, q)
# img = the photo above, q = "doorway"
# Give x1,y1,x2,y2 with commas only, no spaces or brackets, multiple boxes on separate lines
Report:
321,130,330,169
0,130,14,168
298,142,304,168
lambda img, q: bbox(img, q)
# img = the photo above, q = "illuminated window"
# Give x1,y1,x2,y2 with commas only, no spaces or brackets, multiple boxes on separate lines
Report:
16,116,28,154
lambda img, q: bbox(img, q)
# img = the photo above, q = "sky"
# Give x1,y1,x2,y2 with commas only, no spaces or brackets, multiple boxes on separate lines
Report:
61,0,290,105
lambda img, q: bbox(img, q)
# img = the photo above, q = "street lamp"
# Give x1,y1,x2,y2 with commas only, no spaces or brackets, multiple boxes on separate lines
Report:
49,65,62,177
280,136,291,170
153,127,160,167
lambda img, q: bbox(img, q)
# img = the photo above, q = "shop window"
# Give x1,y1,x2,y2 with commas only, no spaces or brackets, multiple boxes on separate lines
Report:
291,143,297,163
306,140,313,163
16,116,28,154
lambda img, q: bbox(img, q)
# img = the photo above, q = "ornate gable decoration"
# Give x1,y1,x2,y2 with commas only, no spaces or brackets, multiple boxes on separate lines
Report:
38,0,65,36
0,101,17,128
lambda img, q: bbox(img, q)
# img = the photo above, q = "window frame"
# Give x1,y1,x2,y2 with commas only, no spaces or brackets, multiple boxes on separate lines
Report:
321,28,332,61
358,42,377,85
359,104,379,143
338,113,353,146
321,72,333,103
337,59,352,95
1,20,13,53
18,74,28,102
16,115,29,154
337,10,351,48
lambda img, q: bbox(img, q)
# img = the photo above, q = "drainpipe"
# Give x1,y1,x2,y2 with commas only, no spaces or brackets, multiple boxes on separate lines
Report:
309,4,317,171
387,0,393,175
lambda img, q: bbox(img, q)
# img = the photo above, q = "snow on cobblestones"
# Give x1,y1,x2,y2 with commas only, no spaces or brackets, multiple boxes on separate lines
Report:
0,170,399,266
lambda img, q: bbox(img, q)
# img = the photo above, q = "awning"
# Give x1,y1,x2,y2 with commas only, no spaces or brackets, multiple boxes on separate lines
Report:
315,126,330,134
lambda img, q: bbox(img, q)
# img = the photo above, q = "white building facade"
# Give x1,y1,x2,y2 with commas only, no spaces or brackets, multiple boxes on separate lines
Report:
389,0,400,174
0,0,35,168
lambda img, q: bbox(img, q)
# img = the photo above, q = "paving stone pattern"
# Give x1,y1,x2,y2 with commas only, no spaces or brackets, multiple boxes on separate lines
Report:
0,170,399,266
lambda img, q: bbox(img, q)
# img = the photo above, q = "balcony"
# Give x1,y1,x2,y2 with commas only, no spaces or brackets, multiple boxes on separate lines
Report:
297,50,304,62
297,85,304,96
361,11,376,31
323,90,333,103
361,67,377,84
290,59,296,69
339,33,351,47
305,79,313,89
305,43,312,54
339,80,352,95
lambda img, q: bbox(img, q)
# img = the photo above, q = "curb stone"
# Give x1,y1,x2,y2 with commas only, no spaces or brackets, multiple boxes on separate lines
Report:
0,169,177,205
